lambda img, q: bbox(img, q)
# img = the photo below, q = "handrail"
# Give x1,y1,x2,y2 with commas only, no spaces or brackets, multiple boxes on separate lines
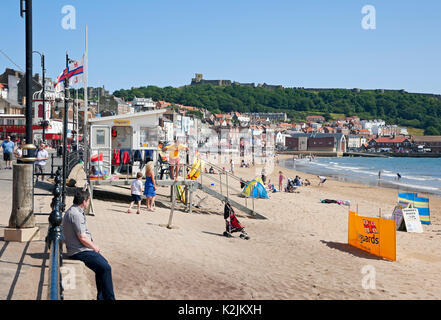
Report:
202,160,244,183
46,167,64,300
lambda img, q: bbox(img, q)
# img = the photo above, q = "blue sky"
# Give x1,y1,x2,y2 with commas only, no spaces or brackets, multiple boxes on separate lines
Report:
1,0,441,94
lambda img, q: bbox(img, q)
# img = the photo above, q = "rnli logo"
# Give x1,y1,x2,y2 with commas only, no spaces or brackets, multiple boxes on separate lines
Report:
363,220,378,234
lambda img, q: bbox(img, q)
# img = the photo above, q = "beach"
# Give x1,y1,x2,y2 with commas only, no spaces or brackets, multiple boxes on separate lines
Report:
81,156,441,300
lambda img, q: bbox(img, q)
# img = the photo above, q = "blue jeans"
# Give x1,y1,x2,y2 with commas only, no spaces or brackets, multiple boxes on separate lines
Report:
70,250,115,300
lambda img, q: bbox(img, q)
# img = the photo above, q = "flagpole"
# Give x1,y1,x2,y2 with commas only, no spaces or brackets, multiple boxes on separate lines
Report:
83,24,88,166
76,88,79,147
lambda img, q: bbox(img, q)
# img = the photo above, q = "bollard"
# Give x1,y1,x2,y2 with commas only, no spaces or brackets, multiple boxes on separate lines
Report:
4,164,40,242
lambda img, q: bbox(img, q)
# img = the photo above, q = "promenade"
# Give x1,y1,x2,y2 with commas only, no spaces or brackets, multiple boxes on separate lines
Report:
0,154,93,300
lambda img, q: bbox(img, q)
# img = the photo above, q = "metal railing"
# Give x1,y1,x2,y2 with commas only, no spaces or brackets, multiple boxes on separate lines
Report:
45,167,64,300
197,160,255,211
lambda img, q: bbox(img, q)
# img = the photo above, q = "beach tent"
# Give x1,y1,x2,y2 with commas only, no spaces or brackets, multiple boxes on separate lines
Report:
241,177,269,199
398,192,431,225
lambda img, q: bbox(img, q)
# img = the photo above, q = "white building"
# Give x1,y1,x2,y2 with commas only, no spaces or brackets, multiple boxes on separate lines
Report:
275,131,291,146
88,109,165,178
132,97,156,112
0,84,7,99
361,119,385,132
347,135,362,149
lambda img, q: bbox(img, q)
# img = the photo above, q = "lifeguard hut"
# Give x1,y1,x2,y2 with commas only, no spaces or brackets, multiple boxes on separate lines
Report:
88,109,166,179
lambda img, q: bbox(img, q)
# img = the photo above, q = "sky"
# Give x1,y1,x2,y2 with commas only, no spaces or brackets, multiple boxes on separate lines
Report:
1,0,441,94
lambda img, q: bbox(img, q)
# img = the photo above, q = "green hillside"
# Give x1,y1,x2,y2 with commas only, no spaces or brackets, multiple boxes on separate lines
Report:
113,85,441,135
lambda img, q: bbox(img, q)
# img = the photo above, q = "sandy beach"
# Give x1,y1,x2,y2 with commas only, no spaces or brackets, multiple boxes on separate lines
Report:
80,156,441,300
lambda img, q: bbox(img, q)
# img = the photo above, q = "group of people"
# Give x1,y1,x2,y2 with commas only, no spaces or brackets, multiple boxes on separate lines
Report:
128,161,157,214
0,137,49,179
275,171,313,193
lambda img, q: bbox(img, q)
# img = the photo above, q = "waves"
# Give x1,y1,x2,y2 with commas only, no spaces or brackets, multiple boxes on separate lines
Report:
283,157,441,196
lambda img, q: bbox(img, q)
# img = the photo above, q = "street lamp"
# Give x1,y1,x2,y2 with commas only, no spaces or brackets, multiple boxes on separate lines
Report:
20,0,36,160
33,50,47,143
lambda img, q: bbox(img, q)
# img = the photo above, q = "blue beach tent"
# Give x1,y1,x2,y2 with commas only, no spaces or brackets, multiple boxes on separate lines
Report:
241,177,269,199
398,192,431,225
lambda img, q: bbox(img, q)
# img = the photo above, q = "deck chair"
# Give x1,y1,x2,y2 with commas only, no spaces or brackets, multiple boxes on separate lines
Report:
158,155,171,180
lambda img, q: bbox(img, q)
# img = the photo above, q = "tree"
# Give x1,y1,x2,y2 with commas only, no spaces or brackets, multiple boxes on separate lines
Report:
424,126,440,135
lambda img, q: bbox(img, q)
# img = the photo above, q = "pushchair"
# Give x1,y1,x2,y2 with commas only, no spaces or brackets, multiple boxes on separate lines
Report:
223,201,250,240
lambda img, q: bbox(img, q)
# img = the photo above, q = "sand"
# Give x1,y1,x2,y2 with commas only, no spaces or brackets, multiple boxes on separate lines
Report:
81,156,441,300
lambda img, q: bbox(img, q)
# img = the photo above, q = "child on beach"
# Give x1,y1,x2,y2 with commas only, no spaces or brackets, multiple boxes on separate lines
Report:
128,172,143,214
278,171,286,192
144,161,157,211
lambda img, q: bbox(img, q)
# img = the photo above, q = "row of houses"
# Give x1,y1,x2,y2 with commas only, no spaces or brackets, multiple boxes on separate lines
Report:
278,132,441,153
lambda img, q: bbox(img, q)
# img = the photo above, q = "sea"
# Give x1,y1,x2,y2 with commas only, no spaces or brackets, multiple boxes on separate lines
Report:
280,156,441,197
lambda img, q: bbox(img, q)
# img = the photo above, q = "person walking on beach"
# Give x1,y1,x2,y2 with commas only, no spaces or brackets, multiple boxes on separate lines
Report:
1,136,15,169
397,173,402,180
378,170,381,179
128,172,143,214
317,175,327,186
230,159,235,175
144,161,157,211
62,189,116,300
278,171,286,192
164,139,189,180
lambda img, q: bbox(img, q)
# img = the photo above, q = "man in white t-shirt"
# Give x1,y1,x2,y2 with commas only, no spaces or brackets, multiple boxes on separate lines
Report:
35,143,49,182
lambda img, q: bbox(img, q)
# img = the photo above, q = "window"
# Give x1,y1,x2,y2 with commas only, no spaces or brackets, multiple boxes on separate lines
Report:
7,119,14,125
140,127,158,147
0,119,3,125
96,129,106,145
17,119,24,125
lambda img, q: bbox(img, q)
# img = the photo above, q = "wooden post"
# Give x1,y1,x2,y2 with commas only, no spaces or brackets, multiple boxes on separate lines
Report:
167,182,176,229
189,184,193,214
185,185,189,211
87,184,95,216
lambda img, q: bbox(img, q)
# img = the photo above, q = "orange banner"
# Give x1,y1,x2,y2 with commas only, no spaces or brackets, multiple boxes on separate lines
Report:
348,210,396,261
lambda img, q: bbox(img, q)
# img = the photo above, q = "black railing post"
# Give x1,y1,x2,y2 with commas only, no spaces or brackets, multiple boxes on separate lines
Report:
46,166,64,300
50,153,55,178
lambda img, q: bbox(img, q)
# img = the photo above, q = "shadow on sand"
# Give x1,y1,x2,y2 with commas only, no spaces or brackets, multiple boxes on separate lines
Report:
320,240,386,261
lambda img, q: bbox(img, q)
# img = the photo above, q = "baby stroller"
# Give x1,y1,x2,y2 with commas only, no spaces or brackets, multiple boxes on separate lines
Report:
223,201,250,240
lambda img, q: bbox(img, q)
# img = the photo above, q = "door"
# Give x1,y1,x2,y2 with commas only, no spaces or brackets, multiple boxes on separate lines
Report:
90,125,111,177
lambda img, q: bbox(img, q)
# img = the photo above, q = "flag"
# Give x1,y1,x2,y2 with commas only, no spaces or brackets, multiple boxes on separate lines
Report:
68,56,84,86
54,69,67,93
53,55,84,91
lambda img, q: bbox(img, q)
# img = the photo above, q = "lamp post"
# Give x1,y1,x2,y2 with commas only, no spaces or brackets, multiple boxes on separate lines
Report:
33,50,47,143
21,0,36,159
5,0,39,243
62,52,71,208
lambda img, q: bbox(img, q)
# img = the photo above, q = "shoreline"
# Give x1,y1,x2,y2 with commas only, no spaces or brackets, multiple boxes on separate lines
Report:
276,154,441,199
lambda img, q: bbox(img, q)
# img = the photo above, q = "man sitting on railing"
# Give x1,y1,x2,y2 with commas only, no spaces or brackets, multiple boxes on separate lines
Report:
62,189,115,300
